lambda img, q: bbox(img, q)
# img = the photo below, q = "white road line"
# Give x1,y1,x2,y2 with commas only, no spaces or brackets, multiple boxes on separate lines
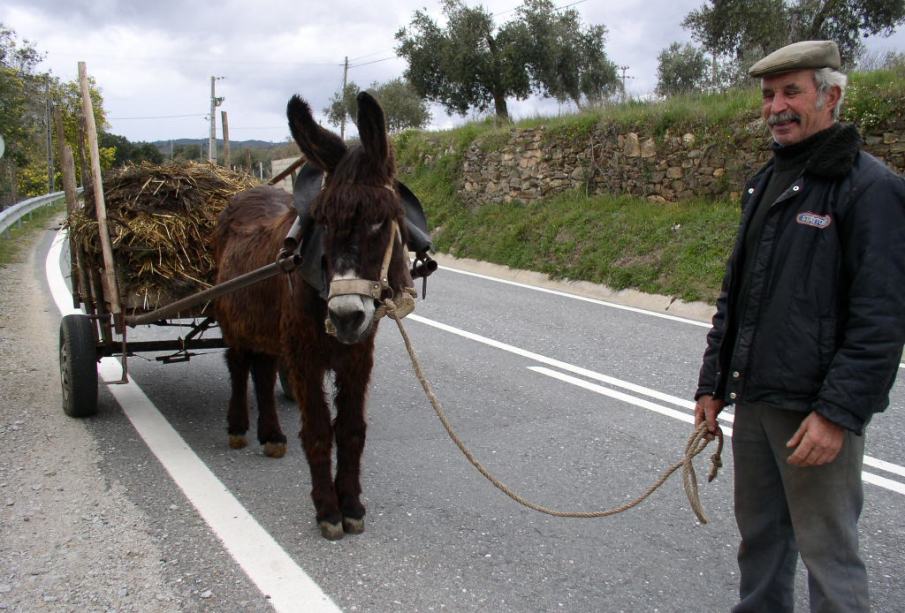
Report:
441,266,905,370
47,231,340,613
407,313,905,495
863,472,905,496
528,366,735,437
864,456,905,479
531,366,905,498
439,265,712,328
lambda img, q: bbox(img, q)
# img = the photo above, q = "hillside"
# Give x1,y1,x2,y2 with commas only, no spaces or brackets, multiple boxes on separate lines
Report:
394,67,905,304
150,138,280,150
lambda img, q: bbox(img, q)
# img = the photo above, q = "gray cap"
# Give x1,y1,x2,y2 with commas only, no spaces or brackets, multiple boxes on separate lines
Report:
748,40,841,78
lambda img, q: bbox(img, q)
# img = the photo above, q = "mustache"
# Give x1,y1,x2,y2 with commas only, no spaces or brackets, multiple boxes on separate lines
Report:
768,111,801,126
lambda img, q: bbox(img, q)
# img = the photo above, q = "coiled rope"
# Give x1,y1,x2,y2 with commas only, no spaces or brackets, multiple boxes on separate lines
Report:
384,300,724,523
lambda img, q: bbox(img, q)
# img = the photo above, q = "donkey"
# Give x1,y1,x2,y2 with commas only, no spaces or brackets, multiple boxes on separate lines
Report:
213,92,414,539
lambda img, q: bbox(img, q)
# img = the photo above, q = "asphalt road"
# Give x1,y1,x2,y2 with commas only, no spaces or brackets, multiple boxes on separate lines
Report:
42,231,905,612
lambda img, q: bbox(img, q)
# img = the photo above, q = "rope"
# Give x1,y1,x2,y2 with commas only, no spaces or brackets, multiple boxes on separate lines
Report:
383,299,724,523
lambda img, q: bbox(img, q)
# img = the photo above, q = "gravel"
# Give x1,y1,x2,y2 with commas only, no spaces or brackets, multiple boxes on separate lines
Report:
0,226,180,612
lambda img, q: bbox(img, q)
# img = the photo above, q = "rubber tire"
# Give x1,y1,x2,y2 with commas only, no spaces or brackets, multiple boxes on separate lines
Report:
278,364,295,401
59,314,99,418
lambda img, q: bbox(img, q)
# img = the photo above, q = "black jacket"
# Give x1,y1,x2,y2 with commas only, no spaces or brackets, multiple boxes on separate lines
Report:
696,124,905,434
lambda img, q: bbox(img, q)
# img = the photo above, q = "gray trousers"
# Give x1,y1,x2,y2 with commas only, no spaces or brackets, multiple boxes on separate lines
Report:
731,403,868,613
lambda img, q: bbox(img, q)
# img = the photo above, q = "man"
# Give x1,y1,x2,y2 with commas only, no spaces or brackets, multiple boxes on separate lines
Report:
694,40,905,612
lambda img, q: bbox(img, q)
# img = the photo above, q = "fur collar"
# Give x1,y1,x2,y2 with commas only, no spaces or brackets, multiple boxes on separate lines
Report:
802,123,862,179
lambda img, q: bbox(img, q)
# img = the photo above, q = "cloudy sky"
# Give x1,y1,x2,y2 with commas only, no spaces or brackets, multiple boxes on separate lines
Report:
3,0,904,144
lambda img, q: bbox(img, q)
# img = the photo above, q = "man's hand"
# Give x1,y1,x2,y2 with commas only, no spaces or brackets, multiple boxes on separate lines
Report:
694,394,725,438
786,411,845,467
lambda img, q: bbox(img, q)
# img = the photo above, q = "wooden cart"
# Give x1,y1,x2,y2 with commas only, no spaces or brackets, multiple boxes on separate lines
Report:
58,157,307,417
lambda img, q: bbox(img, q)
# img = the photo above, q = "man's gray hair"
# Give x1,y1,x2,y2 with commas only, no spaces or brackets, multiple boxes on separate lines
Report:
814,67,848,120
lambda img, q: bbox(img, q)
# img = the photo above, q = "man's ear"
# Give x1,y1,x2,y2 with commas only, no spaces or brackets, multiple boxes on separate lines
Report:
822,84,842,115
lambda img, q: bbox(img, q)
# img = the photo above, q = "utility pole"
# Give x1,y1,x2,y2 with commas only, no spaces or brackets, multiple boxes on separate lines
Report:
209,76,225,163
221,110,231,168
618,65,633,103
340,56,349,140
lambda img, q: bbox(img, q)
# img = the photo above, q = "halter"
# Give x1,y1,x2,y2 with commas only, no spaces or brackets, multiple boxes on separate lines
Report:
322,188,417,336
327,218,401,303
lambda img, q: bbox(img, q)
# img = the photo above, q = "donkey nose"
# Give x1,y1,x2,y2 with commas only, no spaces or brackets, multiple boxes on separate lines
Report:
332,308,366,331
328,304,370,344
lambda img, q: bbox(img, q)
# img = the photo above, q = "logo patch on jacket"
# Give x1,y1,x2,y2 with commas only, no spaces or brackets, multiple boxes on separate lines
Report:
796,212,832,229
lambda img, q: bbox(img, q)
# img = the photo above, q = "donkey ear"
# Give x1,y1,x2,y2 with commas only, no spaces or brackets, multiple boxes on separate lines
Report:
355,91,388,163
287,95,346,172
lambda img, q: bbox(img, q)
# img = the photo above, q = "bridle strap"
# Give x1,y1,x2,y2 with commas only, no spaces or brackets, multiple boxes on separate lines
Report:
328,279,382,301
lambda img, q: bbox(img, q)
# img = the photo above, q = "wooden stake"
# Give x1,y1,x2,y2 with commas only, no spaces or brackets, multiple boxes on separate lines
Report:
78,61,123,331
61,143,86,308
221,110,230,167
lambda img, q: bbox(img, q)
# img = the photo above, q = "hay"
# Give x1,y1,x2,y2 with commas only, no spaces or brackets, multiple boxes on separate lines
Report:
66,161,258,311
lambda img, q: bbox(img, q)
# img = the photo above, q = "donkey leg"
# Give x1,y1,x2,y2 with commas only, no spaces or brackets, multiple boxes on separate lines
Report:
333,348,374,535
290,361,343,540
249,352,288,458
225,348,251,449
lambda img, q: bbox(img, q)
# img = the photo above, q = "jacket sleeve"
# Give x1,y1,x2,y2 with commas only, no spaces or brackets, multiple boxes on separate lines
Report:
816,162,905,433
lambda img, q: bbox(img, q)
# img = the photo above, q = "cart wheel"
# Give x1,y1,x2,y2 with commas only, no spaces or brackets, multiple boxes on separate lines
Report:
59,314,98,418
278,364,294,401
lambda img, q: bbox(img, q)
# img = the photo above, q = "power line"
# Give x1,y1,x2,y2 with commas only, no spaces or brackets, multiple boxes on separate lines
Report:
109,113,207,120
490,0,588,18
348,56,396,69
348,48,394,63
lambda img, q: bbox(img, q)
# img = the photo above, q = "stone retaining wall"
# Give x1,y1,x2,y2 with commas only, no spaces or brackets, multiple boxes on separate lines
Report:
451,118,905,205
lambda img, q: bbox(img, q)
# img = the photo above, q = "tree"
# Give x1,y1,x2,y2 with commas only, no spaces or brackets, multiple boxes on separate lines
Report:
395,0,616,120
372,78,432,132
0,25,45,168
325,83,360,131
52,76,108,184
325,78,431,133
656,42,711,96
516,0,618,107
0,23,108,203
683,1,905,68
396,0,529,120
173,143,202,162
98,132,164,167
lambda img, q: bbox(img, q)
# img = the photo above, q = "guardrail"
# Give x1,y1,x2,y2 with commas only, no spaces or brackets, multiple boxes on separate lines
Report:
0,189,82,237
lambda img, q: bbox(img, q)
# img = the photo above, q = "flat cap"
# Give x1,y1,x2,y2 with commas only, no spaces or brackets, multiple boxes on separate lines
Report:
748,40,841,78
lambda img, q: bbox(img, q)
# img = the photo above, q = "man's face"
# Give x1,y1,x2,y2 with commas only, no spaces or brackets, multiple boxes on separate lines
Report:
761,69,836,146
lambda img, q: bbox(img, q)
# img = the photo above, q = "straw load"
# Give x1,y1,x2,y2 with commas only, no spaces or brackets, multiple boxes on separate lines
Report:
67,161,258,311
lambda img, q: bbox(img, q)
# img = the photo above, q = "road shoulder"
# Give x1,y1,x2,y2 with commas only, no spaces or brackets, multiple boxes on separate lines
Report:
0,223,179,611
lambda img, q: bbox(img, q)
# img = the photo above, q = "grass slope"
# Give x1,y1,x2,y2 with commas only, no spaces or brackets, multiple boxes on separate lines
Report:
0,200,65,266
396,67,904,305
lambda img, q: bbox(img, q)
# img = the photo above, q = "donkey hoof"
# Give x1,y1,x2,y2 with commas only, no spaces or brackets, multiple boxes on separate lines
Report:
342,516,365,535
263,441,287,458
318,521,344,541
228,435,247,449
